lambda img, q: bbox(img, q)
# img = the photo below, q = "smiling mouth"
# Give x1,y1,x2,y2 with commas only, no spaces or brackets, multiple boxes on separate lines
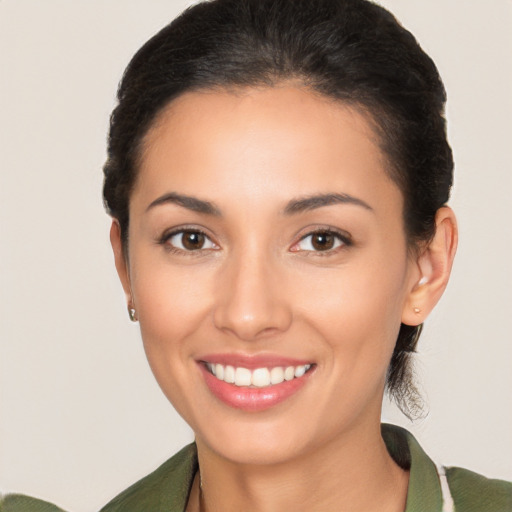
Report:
204,362,313,388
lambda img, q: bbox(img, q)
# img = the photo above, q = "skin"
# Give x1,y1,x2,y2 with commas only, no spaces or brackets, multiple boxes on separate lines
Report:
111,85,457,511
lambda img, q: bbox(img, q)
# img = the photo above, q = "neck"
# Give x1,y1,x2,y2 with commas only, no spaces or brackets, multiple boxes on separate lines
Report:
191,422,409,512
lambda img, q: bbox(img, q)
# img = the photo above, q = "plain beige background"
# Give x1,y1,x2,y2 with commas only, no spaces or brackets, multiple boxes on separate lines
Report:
1,1,511,510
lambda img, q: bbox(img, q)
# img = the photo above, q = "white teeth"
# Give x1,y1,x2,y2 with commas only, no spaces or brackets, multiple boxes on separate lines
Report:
206,362,312,388
235,367,252,386
270,367,285,385
284,366,295,381
224,365,235,383
251,368,270,387
294,365,306,378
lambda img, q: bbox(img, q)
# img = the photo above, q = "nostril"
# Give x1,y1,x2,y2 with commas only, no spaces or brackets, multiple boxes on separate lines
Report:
213,306,293,341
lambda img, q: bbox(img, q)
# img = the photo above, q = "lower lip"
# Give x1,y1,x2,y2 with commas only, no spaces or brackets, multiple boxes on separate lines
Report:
199,364,313,412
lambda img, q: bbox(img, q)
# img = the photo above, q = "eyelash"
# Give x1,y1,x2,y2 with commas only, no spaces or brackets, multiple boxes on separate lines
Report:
291,228,353,255
157,227,352,255
157,227,218,255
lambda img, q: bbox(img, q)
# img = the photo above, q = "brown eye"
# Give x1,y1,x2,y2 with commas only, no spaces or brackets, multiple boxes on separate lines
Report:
311,232,335,251
167,230,216,251
293,230,347,253
182,231,205,250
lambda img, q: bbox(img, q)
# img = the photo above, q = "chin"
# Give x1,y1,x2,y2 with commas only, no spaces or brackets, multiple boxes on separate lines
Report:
192,405,339,467
200,429,308,466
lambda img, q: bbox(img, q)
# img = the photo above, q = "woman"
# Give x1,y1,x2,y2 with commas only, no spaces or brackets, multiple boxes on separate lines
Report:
0,0,509,511
98,0,510,510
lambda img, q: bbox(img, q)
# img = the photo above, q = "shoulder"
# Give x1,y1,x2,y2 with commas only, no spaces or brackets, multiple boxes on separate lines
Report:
100,443,198,512
381,424,512,512
446,466,512,512
0,494,66,512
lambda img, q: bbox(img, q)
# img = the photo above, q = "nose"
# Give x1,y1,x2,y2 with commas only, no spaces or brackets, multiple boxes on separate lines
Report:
213,250,293,341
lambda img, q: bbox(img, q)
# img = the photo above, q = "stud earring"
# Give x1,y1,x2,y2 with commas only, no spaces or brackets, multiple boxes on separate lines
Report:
413,307,421,314
128,306,138,322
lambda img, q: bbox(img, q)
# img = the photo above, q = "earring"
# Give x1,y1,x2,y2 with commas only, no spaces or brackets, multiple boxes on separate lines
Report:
413,307,421,314
128,306,138,322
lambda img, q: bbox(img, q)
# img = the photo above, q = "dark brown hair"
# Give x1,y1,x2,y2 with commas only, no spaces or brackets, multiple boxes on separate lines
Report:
103,0,453,418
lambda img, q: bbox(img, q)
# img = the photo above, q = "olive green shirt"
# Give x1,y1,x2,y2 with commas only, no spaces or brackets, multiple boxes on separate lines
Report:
98,424,512,512
2,425,510,511
0,494,66,512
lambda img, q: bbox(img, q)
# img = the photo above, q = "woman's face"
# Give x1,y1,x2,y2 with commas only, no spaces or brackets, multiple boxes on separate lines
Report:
116,86,421,465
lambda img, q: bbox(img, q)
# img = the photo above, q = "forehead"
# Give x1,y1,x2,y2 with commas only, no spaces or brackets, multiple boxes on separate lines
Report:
134,86,400,214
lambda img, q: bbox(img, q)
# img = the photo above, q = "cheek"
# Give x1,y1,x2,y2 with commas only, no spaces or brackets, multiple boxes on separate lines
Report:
295,252,408,371
130,253,216,378
133,251,213,330
130,259,219,424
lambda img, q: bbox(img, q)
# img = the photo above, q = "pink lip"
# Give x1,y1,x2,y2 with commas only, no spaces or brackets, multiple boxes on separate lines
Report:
197,354,315,412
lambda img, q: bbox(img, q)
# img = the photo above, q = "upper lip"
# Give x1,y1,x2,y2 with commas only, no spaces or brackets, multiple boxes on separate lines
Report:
198,353,314,369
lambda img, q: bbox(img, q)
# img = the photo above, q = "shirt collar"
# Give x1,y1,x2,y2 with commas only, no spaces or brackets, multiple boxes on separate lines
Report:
167,424,443,512
382,423,443,512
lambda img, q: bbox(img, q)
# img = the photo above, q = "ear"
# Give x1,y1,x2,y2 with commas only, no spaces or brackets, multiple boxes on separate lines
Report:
110,220,134,307
402,207,458,326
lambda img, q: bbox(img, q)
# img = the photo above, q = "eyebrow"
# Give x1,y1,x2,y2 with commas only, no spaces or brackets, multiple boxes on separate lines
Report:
146,191,372,216
283,193,373,215
146,192,222,216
